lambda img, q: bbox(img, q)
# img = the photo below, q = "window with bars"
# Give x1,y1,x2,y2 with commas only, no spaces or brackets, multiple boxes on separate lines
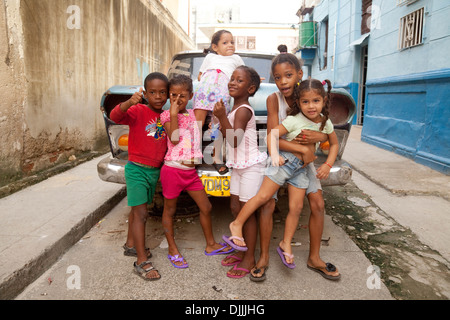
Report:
361,0,372,35
398,7,424,50
234,36,256,51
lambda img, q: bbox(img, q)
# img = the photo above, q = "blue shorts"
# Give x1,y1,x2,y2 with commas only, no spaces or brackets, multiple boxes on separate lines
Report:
305,162,322,195
265,151,310,190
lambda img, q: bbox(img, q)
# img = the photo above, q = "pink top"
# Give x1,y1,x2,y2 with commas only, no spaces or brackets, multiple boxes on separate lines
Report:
160,109,203,162
225,105,267,169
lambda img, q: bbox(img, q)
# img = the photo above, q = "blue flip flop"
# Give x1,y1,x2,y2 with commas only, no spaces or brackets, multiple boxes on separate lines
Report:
222,235,248,252
204,242,235,256
277,246,296,269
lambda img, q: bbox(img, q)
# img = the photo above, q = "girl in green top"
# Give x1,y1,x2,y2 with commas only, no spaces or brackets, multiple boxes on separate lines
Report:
225,79,340,279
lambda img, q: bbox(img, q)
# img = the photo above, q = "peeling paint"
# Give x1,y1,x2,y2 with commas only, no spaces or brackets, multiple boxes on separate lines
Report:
0,0,193,183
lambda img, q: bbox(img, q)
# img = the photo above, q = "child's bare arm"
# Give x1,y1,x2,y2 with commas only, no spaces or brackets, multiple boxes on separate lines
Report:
268,124,289,166
294,129,328,144
213,100,230,135
316,131,339,180
167,95,182,144
278,139,316,167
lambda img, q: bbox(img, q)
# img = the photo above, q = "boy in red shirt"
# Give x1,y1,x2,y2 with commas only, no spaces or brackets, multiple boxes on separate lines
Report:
110,72,169,280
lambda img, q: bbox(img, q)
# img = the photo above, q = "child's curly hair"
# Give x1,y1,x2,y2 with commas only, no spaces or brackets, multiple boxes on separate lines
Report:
169,74,193,94
289,79,332,131
235,65,261,97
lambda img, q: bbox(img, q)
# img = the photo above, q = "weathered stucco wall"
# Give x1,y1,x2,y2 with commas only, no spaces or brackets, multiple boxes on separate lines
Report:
0,0,26,183
0,0,193,186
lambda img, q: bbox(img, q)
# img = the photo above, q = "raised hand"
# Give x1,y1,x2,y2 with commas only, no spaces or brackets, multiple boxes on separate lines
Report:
129,87,144,106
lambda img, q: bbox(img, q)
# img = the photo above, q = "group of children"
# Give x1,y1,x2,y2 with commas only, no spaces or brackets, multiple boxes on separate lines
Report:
110,29,341,282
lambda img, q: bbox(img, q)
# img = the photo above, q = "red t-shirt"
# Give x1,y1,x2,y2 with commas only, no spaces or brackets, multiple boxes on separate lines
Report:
110,103,167,168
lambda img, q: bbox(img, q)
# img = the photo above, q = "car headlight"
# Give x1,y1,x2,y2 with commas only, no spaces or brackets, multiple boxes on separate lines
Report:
118,134,129,151
108,125,129,155
320,141,330,155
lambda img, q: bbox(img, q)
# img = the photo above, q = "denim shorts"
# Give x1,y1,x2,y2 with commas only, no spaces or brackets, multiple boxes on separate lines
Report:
305,162,322,195
265,151,310,190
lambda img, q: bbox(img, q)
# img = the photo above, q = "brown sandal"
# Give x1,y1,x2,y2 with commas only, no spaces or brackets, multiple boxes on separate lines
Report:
133,261,161,281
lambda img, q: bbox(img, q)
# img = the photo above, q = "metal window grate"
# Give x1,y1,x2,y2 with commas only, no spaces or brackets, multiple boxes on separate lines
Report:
398,7,424,50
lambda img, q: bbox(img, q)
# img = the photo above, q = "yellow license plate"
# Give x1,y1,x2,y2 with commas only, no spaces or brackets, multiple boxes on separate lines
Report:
201,175,230,197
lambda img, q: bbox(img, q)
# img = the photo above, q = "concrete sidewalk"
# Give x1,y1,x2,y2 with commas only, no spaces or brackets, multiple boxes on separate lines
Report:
0,156,126,299
344,126,449,201
343,126,450,265
2,127,448,300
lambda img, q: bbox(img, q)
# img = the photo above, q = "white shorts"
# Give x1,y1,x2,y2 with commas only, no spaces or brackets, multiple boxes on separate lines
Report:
230,162,266,202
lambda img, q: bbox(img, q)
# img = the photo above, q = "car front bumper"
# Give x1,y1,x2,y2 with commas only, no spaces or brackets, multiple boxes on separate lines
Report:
97,155,127,184
97,155,352,192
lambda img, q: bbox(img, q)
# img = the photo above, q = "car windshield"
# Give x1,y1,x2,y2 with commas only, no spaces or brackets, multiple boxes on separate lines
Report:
168,54,275,83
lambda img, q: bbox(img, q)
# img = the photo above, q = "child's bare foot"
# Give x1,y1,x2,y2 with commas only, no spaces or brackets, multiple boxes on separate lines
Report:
226,259,254,279
221,251,244,266
229,221,245,247
307,257,341,280
250,255,270,281
278,240,295,266
168,251,188,268
134,261,161,281
205,242,233,256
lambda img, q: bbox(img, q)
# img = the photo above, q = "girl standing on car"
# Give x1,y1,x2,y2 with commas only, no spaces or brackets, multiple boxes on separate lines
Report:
213,66,267,278
226,54,341,281
193,29,245,175
159,75,233,269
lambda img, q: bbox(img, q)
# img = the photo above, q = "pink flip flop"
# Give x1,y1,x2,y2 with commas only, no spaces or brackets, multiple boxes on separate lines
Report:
226,265,250,279
221,254,243,267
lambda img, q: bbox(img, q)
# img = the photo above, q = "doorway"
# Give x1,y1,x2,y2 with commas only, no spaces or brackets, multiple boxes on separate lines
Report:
357,45,368,125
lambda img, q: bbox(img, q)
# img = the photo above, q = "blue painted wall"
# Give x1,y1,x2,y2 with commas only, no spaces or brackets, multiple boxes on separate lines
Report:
363,0,450,174
363,69,450,173
304,0,366,124
305,0,450,174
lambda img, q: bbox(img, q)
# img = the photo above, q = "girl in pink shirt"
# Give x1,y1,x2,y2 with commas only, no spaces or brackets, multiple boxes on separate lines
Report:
160,75,233,268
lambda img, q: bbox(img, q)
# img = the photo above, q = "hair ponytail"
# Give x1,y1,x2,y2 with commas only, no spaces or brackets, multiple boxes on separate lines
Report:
288,81,302,117
203,47,212,55
320,79,332,131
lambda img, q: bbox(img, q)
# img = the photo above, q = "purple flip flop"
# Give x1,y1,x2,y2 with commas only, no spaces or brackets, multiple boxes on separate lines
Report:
222,235,248,252
168,254,188,268
277,246,296,269
204,242,235,256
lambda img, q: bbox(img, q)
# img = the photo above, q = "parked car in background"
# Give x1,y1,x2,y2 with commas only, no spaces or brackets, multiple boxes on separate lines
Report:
97,51,356,210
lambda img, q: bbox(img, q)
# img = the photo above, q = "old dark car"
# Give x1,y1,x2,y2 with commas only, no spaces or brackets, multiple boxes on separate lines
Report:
97,51,355,203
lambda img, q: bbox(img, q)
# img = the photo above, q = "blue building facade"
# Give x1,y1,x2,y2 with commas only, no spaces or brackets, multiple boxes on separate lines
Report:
299,0,450,174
